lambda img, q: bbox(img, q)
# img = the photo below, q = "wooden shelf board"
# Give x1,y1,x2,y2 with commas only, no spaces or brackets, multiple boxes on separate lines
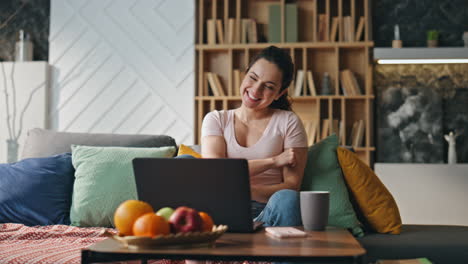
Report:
291,95,375,100
195,95,375,100
196,41,374,50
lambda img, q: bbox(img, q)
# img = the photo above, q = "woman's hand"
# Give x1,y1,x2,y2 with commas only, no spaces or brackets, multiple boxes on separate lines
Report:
273,148,298,168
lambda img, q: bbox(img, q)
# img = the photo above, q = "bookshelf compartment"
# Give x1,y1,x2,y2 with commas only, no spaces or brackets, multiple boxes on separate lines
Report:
204,51,229,96
232,49,247,96
297,0,317,42
232,49,247,71
292,99,320,122
306,48,337,95
202,0,226,44
292,48,306,97
339,47,366,95
344,99,366,147
243,0,274,43
292,99,320,146
331,98,342,120
354,0,366,41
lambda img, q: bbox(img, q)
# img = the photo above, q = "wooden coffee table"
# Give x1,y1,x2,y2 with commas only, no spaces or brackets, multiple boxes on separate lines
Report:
82,227,366,264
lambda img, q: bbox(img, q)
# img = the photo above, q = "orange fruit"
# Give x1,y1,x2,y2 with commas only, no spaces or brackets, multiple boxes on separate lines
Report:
199,211,214,232
133,213,170,237
113,200,154,236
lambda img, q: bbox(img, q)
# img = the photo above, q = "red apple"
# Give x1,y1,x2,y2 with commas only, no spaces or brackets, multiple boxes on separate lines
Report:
169,206,203,233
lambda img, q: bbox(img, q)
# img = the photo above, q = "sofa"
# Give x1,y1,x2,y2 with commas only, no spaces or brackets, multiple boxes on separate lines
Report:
1,128,467,264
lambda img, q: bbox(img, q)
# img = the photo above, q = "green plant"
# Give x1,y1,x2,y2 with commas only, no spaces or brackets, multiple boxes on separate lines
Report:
427,30,439,41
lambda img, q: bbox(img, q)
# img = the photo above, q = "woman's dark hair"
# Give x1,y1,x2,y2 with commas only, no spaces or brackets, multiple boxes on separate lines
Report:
246,46,294,111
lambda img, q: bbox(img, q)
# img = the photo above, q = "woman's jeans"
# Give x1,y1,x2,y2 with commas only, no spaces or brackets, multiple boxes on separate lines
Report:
253,189,302,227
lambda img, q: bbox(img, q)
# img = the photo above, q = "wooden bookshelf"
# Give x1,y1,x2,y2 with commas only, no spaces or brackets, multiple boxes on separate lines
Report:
195,0,374,165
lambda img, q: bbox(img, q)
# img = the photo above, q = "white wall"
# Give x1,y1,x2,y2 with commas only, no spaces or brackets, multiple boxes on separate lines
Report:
49,0,194,144
375,163,468,226
0,62,49,163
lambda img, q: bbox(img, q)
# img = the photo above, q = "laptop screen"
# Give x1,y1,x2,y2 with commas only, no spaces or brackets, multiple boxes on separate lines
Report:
132,158,254,232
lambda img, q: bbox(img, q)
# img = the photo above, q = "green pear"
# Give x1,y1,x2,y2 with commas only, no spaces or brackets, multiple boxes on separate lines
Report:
156,207,175,221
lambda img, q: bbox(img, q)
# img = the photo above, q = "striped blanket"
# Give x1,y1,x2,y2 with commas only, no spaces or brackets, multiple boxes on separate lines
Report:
0,223,264,264
0,223,185,264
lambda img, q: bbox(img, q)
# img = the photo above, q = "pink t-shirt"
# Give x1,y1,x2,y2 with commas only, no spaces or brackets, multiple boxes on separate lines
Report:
201,109,307,187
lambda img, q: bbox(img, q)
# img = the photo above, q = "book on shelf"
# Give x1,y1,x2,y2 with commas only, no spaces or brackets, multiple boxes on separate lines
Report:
318,14,328,41
213,73,226,96
350,120,365,148
306,70,317,96
268,4,281,43
207,19,216,44
339,70,351,95
249,19,258,43
227,18,235,44
285,3,298,42
241,19,249,44
240,19,259,44
304,120,318,146
206,72,219,96
338,120,345,145
206,72,225,96
330,17,339,42
233,69,243,96
216,19,224,44
235,17,241,43
294,70,305,96
355,16,365,41
343,16,354,42
348,121,357,146
331,119,339,135
321,119,330,139
203,71,209,96
340,69,362,96
268,4,297,43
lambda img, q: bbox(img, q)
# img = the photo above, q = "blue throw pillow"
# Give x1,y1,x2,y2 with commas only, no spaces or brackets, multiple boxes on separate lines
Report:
0,153,75,225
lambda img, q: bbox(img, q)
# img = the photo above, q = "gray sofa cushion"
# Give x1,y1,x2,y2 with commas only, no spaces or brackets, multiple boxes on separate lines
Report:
21,128,177,159
358,225,468,264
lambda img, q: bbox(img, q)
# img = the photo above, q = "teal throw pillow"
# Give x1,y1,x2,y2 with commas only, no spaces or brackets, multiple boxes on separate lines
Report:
70,145,176,227
301,134,364,237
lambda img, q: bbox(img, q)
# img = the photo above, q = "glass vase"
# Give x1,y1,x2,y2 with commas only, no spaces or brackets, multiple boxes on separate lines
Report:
7,139,19,163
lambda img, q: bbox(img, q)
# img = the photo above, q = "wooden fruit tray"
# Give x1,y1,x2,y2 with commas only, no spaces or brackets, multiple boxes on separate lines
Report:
104,225,228,249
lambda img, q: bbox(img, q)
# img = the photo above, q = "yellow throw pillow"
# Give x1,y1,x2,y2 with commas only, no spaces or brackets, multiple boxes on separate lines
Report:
177,144,202,158
337,147,402,234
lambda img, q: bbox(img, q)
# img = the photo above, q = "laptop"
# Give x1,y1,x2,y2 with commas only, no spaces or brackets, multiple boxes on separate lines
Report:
132,158,263,233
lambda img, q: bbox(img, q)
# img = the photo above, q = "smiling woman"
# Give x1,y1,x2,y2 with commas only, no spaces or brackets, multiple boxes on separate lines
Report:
201,46,308,226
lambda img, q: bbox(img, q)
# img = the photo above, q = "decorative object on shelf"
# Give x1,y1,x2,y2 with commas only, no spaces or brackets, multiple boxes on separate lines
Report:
15,30,33,62
463,32,468,47
444,131,458,164
321,72,331,95
392,25,402,48
427,30,439,48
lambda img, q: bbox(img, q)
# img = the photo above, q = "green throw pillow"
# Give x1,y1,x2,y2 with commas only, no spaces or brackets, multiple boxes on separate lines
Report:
70,145,176,227
301,134,364,237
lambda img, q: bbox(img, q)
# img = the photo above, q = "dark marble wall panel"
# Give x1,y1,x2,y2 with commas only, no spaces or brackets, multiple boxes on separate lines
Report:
373,0,468,47
376,64,468,163
0,0,50,61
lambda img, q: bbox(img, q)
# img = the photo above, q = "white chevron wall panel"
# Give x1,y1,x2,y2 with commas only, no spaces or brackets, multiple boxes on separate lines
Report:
49,0,194,144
